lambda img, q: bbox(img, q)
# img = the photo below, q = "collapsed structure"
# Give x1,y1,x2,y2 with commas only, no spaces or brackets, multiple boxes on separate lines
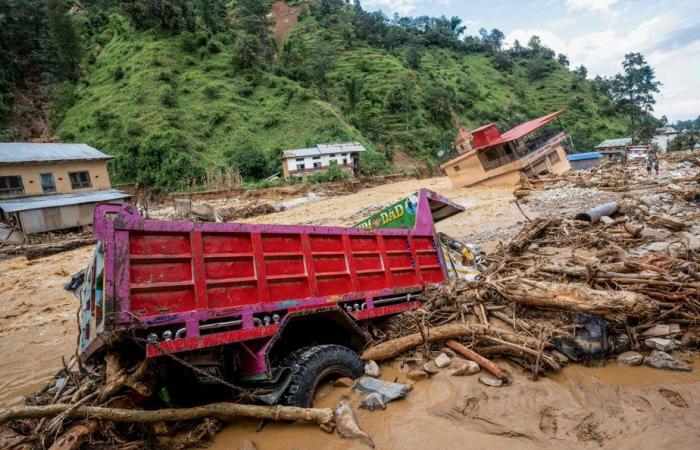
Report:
440,110,571,188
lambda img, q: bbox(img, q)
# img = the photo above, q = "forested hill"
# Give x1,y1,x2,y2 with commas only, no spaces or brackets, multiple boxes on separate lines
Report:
0,0,629,189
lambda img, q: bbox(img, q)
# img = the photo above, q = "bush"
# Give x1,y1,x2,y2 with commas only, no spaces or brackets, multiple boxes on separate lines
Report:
225,142,268,179
360,150,392,175
112,66,125,81
160,86,177,107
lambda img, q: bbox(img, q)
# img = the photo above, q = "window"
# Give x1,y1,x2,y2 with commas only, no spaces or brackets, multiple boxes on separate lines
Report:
342,158,347,165
312,156,320,160
453,165,461,172
330,153,336,157
0,175,23,195
296,163,306,171
40,173,56,193
548,151,561,165
313,162,321,169
69,171,91,189
295,158,304,162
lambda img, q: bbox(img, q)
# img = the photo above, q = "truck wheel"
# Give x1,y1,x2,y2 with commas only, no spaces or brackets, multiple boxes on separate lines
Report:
280,345,364,408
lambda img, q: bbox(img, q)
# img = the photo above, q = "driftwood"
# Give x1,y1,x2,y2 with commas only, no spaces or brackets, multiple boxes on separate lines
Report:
506,217,560,255
362,323,547,362
0,403,334,428
496,279,658,323
24,238,96,260
445,340,505,379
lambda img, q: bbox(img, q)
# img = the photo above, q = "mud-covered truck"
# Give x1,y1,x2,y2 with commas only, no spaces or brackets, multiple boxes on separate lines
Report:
71,189,464,406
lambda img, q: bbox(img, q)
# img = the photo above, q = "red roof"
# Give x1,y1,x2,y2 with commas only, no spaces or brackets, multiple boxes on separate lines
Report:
459,110,565,154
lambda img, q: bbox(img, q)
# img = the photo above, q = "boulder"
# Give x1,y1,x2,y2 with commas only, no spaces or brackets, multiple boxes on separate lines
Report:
617,351,643,366
478,376,504,387
434,353,451,369
423,361,440,375
406,370,429,381
354,377,412,404
449,360,480,376
364,360,381,378
644,337,676,351
644,350,692,372
361,393,386,411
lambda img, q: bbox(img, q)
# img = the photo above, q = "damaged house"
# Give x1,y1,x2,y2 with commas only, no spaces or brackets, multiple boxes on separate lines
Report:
0,143,130,235
440,110,571,188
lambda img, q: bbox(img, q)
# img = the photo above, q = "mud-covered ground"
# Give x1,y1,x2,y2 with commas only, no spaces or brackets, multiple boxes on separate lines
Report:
1,168,697,449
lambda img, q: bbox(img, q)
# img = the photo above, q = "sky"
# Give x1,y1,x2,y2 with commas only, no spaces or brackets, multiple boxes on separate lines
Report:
360,0,700,122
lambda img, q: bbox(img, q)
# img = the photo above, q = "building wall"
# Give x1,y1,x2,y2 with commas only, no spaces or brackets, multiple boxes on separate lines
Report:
443,140,570,188
0,160,111,197
283,152,358,177
570,158,601,170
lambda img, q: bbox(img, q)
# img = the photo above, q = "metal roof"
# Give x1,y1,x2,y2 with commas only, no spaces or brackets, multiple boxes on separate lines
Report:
0,189,130,213
0,143,112,164
282,142,366,159
567,152,602,161
595,138,631,149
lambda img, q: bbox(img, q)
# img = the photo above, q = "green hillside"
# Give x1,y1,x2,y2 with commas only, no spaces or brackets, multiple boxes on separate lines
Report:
3,0,629,189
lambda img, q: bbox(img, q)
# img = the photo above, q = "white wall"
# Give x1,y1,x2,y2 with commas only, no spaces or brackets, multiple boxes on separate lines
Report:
285,152,356,172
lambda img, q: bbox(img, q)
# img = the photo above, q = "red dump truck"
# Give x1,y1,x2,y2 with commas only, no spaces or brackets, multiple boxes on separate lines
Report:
71,189,464,406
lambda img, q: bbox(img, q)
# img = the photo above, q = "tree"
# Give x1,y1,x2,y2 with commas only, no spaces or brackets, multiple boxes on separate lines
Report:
121,0,195,32
406,46,421,70
610,52,661,143
46,0,82,81
573,65,587,78
557,53,569,67
231,0,276,70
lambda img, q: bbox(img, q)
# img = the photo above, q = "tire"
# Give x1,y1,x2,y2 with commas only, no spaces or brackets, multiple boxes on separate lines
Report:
280,345,364,407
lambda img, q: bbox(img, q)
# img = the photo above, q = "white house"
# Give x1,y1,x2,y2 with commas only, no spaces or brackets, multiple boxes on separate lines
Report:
653,127,678,152
281,142,366,178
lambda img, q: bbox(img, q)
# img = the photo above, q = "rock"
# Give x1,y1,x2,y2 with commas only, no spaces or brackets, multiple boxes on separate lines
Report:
642,324,681,337
364,360,381,378
360,393,386,411
239,440,258,450
640,228,672,240
335,398,374,448
478,376,504,387
333,377,355,388
600,215,614,224
423,361,440,374
449,360,480,376
354,377,412,404
644,337,676,351
434,353,451,369
617,351,643,366
644,350,692,372
406,370,429,381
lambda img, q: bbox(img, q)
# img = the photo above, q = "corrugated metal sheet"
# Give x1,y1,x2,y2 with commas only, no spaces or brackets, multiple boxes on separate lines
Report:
595,138,631,149
568,152,602,161
60,205,81,228
282,142,366,159
0,143,112,164
0,189,130,213
19,209,46,234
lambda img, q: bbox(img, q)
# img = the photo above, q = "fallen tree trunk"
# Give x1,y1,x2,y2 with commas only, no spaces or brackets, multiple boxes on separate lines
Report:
495,279,658,322
445,340,505,380
0,403,334,428
506,217,560,255
361,323,546,362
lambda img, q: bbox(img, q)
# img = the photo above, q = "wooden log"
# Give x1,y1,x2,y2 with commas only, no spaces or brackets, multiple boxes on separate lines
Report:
0,403,334,428
445,340,505,380
495,279,658,323
506,217,560,256
361,323,546,362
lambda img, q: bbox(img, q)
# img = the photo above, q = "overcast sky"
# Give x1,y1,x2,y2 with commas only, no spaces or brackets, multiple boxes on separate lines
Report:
361,0,700,122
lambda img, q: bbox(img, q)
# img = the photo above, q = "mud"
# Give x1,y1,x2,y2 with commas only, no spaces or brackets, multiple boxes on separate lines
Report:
0,176,698,449
208,360,700,450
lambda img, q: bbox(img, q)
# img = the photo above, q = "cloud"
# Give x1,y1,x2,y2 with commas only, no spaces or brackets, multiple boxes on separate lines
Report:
565,0,619,13
361,0,454,16
506,15,699,120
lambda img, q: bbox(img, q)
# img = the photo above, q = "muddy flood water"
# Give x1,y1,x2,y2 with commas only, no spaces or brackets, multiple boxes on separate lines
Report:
0,177,698,449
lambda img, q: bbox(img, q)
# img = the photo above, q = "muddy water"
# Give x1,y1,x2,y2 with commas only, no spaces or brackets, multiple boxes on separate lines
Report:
0,247,91,406
209,360,700,450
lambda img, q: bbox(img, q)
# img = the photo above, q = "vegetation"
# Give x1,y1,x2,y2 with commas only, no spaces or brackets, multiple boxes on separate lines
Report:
0,0,653,190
